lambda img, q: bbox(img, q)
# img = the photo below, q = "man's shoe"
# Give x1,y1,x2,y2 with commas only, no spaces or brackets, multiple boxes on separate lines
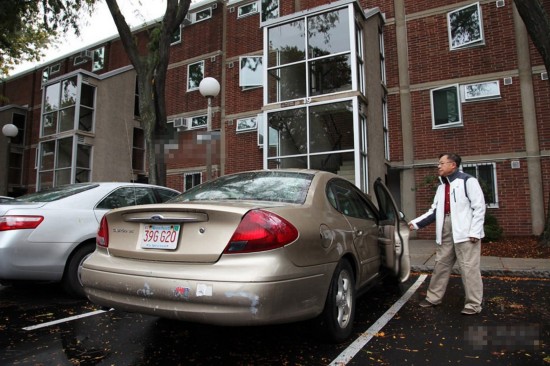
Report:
461,308,478,315
419,299,437,308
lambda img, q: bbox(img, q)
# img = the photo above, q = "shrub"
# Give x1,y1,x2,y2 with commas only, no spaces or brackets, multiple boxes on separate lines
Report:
484,212,503,242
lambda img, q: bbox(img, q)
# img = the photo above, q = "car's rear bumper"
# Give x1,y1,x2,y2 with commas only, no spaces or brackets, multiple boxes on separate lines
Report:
82,251,335,326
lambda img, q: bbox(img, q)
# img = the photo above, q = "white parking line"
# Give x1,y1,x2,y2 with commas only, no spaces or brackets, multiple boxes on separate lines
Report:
22,308,113,331
329,274,428,366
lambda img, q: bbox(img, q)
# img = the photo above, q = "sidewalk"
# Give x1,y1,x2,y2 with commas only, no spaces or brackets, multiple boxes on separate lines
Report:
410,239,550,279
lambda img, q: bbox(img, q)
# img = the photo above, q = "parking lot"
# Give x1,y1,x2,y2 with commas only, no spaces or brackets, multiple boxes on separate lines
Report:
1,274,548,365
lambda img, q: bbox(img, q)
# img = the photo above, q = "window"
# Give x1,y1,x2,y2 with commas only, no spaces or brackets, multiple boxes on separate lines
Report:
132,128,145,171
236,117,258,132
42,64,61,84
42,76,95,135
267,100,355,173
11,112,25,146
382,99,389,161
379,28,386,86
171,26,182,45
194,7,212,22
262,0,279,22
134,77,140,117
328,179,376,219
190,115,207,129
240,56,263,87
96,187,156,209
462,163,498,207
462,80,500,101
184,172,202,191
267,7,352,103
448,2,484,50
430,84,462,129
238,2,258,18
187,61,204,91
92,47,105,71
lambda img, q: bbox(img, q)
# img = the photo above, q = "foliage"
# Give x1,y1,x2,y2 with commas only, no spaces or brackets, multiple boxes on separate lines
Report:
0,0,95,77
484,212,503,242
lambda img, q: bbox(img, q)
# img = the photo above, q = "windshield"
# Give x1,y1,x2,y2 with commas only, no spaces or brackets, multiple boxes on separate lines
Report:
170,171,313,204
12,184,99,203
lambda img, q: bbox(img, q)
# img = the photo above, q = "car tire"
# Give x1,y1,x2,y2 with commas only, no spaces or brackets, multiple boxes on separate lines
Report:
62,242,95,298
315,259,356,343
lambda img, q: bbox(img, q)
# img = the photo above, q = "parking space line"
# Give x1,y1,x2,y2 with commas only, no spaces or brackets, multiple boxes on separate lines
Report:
329,274,427,366
22,308,113,331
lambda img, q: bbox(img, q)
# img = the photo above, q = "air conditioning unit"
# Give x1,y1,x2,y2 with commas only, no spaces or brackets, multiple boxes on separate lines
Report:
174,117,188,130
80,50,93,59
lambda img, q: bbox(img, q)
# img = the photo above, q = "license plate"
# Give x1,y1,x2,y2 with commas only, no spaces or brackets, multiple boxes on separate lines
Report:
141,224,181,249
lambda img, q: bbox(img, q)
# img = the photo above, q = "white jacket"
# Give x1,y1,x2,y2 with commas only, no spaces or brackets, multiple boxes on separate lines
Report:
410,170,486,244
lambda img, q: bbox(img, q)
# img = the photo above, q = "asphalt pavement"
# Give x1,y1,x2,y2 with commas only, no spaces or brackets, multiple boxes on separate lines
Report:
410,239,550,279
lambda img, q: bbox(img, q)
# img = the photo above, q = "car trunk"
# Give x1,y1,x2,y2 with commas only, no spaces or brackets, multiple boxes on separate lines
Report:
103,202,278,263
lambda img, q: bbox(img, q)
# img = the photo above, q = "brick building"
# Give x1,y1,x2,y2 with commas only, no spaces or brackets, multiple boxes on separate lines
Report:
0,0,548,239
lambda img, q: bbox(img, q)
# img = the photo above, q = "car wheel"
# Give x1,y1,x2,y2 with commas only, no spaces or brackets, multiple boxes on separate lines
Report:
316,259,356,343
62,242,95,298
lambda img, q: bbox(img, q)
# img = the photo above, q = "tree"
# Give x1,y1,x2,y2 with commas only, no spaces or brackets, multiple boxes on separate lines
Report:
105,0,191,186
0,0,95,76
513,0,550,247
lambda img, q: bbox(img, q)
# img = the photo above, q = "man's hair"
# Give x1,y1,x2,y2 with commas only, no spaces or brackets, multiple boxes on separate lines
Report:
439,153,461,167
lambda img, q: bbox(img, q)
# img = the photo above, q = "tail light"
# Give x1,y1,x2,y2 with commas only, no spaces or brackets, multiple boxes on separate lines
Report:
0,216,44,231
224,210,298,254
96,216,109,248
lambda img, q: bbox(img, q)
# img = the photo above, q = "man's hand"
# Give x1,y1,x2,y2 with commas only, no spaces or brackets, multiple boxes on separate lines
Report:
469,237,479,243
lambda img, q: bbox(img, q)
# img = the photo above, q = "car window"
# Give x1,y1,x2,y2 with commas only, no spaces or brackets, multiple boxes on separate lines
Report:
154,188,179,202
96,187,156,209
13,184,99,203
170,171,313,204
327,180,376,220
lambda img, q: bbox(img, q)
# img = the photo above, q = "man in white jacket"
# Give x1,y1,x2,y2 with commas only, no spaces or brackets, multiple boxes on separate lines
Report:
409,153,486,315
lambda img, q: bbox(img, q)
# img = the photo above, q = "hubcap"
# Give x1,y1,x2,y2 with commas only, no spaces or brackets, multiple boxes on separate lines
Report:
335,270,352,328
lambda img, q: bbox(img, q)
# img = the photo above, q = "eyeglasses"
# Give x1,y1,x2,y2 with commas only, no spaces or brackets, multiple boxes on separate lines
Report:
437,161,454,166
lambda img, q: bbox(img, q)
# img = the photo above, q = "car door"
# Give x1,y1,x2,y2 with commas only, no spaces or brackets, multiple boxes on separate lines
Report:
373,178,410,283
329,179,381,287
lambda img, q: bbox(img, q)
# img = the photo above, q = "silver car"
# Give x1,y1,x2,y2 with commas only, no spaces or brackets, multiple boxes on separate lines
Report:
0,182,179,297
82,170,410,342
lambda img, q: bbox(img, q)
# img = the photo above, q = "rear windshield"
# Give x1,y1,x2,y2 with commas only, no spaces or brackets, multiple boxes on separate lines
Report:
170,171,313,204
12,184,99,203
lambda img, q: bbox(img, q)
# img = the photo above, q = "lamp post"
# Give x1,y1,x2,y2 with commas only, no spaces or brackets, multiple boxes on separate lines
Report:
2,123,18,196
198,77,220,181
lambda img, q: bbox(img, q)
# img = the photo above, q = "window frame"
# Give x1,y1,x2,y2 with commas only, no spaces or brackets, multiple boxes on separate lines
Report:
92,47,105,72
189,115,208,130
184,172,202,192
462,162,498,208
238,2,259,18
447,2,484,50
430,84,463,129
462,80,500,102
187,60,205,91
239,56,263,88
236,116,258,132
193,7,212,23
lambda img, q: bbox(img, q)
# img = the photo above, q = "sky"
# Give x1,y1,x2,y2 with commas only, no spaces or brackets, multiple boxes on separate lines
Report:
9,0,168,76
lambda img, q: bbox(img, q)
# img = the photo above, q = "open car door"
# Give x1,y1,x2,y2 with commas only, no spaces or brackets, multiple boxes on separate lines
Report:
374,178,410,283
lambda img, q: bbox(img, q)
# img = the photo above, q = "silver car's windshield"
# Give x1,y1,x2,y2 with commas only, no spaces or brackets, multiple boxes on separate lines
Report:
13,184,99,203
171,171,313,204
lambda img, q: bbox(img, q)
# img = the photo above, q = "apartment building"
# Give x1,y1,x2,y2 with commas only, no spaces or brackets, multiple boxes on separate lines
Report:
1,0,548,238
